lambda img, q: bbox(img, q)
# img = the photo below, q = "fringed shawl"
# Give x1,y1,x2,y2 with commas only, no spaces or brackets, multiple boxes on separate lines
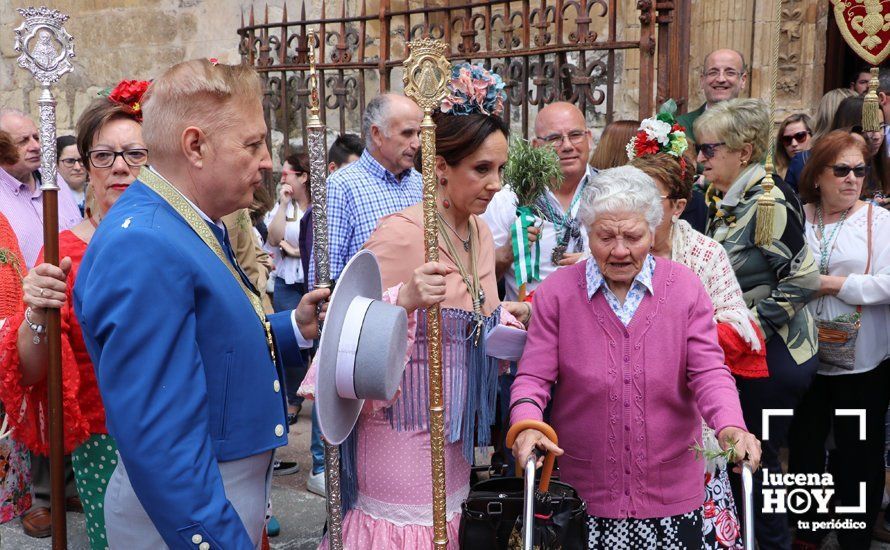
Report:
387,306,501,461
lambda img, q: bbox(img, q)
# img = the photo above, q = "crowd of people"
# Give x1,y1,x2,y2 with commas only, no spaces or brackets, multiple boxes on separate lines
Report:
0,46,886,550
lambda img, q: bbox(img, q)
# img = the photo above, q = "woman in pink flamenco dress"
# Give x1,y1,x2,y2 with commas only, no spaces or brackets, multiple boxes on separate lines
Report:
301,63,530,549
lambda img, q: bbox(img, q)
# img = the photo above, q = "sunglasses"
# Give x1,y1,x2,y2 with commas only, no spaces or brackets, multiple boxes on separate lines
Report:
695,142,726,159
781,131,810,146
829,164,869,178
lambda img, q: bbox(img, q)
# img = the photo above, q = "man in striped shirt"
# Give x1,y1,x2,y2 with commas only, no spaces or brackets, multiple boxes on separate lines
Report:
309,93,423,284
0,109,81,269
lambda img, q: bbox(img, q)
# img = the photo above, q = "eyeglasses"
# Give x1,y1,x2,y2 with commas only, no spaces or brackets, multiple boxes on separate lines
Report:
781,131,810,146
695,142,726,159
536,130,588,146
828,164,869,178
88,149,148,168
280,169,305,177
58,158,84,167
704,68,742,79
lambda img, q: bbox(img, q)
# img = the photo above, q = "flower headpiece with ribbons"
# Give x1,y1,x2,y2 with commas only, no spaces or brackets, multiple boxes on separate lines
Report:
99,79,151,122
440,62,506,117
626,100,689,179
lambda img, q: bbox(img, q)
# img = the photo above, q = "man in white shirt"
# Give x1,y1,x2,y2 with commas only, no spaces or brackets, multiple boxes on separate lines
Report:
481,102,594,300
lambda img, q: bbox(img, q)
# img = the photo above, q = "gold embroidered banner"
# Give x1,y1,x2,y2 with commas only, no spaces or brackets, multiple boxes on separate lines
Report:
831,0,890,65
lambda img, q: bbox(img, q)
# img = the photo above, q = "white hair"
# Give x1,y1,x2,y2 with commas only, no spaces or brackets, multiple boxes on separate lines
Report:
578,165,663,233
0,109,30,132
361,94,395,147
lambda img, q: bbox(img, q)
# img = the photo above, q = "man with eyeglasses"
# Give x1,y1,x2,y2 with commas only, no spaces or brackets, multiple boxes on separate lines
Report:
482,101,595,301
0,109,81,269
677,49,748,144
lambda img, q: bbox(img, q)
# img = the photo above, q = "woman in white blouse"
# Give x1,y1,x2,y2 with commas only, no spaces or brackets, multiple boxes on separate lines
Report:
268,150,311,424
789,130,890,550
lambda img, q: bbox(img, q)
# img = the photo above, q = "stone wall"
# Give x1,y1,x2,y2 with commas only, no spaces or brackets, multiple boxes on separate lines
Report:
0,0,255,134
0,0,825,138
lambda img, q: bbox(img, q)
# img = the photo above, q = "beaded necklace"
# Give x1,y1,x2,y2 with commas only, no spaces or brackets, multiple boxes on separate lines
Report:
815,205,850,275
437,214,485,344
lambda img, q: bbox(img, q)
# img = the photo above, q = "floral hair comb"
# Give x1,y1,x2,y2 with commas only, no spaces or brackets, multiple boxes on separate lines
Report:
99,79,151,122
440,62,506,117
626,99,690,178
626,99,689,160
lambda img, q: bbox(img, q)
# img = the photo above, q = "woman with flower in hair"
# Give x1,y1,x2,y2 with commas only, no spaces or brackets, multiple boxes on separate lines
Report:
301,63,529,548
0,79,149,549
627,106,766,549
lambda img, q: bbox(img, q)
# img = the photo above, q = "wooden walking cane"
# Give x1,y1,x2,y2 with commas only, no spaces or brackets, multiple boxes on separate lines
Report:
402,39,451,548
14,7,75,549
306,42,344,550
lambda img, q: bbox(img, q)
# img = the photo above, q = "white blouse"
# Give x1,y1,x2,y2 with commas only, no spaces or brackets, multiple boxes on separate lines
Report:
805,204,890,375
268,201,304,285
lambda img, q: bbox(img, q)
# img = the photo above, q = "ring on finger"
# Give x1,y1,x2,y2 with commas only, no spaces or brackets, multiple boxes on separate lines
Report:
39,288,46,297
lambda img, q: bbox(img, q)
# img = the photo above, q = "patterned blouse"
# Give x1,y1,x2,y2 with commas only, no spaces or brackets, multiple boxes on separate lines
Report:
705,164,819,365
585,254,656,325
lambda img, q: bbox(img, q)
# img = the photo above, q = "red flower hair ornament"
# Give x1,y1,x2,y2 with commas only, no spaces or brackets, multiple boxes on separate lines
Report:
100,79,151,122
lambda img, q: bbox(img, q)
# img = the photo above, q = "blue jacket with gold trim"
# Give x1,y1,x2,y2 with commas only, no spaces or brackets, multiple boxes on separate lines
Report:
74,180,299,548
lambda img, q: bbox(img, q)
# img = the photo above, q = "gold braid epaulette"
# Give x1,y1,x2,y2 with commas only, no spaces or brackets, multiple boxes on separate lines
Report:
139,167,277,364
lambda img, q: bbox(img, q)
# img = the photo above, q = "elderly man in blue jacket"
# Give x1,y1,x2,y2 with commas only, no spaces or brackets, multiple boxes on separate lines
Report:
74,59,328,548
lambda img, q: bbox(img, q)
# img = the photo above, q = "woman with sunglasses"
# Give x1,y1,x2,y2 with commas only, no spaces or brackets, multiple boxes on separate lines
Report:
0,79,149,548
694,98,820,549
787,130,890,550
774,114,812,179
267,150,311,427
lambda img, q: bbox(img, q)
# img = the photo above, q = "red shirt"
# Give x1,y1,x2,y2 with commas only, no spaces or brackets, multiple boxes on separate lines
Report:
0,229,106,455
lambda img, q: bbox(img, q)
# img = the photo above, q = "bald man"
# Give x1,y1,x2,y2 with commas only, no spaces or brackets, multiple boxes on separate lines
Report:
677,49,748,143
482,102,595,300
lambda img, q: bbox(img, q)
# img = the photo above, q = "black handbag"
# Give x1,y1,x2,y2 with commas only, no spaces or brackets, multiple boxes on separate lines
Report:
459,421,588,549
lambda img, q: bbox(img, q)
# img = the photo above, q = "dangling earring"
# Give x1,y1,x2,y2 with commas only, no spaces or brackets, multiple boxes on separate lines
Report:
442,198,451,209
669,215,677,243
440,177,447,186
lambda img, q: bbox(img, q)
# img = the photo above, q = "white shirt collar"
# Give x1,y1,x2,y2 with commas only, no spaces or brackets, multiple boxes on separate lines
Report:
147,166,225,230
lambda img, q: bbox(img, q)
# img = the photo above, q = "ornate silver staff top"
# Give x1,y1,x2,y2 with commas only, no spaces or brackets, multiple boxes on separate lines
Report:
14,6,75,192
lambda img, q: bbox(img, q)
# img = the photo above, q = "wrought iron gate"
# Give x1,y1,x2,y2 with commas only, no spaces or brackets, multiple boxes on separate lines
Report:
237,0,689,152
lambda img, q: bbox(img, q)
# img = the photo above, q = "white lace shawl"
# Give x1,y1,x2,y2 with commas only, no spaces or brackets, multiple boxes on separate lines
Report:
671,219,761,351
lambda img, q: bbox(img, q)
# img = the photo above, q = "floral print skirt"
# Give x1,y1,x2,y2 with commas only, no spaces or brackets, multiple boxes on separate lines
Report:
0,436,31,523
702,465,742,549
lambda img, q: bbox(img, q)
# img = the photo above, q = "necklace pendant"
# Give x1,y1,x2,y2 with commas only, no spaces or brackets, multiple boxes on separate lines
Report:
551,244,566,265
32,334,40,345
463,239,470,252
479,289,485,305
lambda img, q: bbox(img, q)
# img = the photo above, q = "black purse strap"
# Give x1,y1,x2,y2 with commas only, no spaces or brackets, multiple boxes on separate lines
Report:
509,398,542,415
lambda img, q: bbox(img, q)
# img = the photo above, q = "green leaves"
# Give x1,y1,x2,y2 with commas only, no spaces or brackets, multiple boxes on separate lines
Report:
691,438,738,463
504,138,564,209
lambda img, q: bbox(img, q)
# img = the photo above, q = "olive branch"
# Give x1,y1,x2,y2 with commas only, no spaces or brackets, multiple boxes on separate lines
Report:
690,437,738,463
504,138,564,209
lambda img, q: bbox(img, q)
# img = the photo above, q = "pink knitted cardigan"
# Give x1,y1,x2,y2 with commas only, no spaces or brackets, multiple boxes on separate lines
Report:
510,256,746,520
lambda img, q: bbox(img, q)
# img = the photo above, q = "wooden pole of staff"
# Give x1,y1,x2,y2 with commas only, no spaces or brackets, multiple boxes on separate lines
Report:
402,39,451,548
14,7,75,548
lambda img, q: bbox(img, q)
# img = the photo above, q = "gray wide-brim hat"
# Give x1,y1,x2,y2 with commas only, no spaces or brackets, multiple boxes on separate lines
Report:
316,249,408,445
